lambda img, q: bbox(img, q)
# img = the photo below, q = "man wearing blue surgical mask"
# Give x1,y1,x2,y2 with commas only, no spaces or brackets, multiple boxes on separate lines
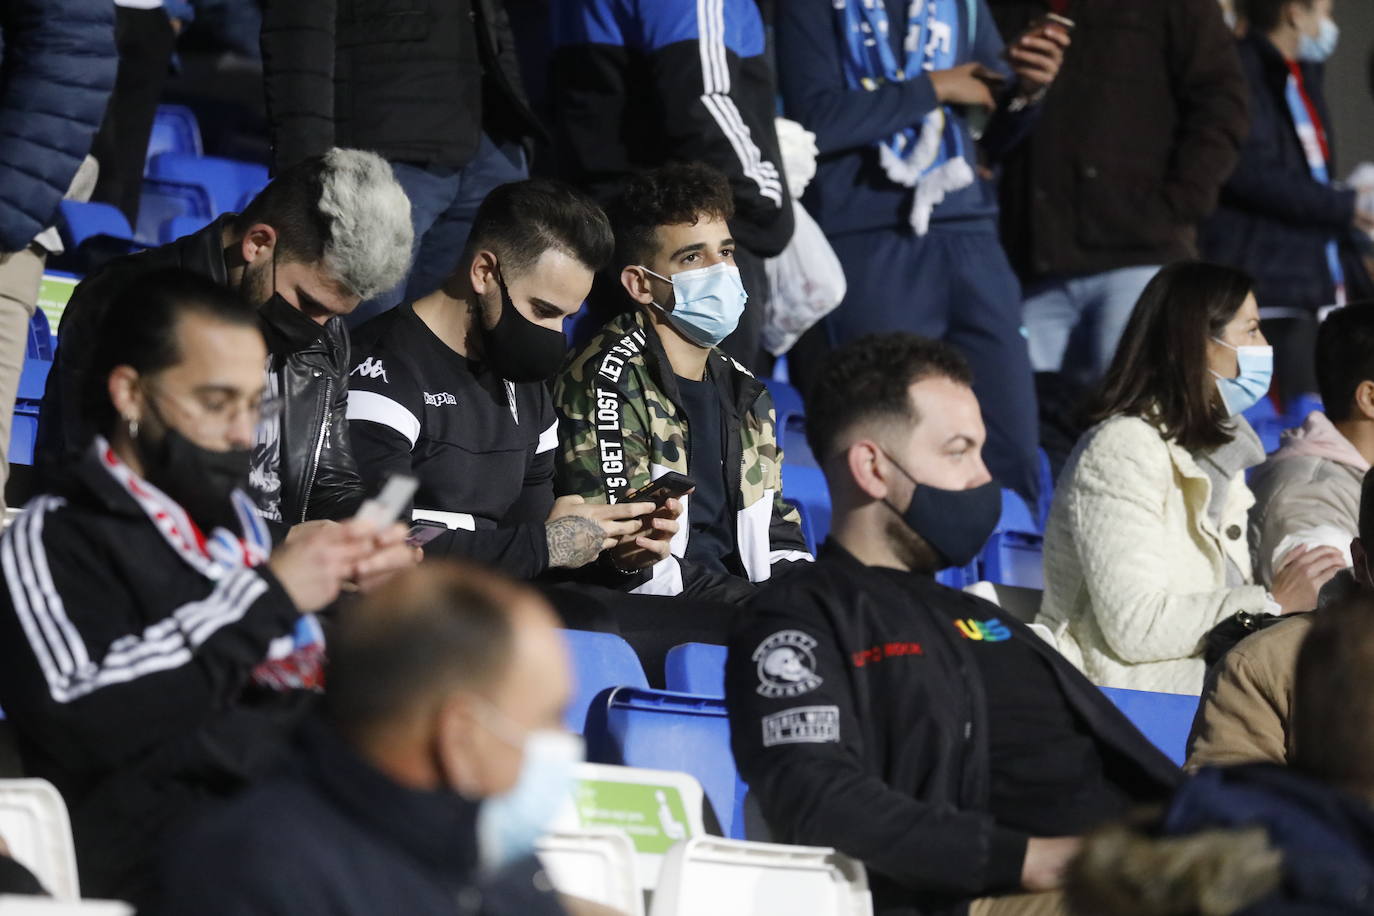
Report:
555,162,813,602
150,562,619,916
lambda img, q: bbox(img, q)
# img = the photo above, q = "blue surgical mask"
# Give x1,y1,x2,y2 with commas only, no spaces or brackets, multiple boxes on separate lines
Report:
1210,338,1274,416
641,262,748,348
1298,17,1339,63
476,727,584,872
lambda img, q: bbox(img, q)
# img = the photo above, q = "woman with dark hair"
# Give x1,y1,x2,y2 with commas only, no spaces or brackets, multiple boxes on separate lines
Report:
1036,262,1345,694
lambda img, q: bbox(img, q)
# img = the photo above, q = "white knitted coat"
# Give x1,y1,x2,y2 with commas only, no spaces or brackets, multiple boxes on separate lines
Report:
1035,415,1270,695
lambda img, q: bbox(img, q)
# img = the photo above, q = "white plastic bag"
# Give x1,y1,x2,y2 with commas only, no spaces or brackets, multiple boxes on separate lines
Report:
762,202,846,356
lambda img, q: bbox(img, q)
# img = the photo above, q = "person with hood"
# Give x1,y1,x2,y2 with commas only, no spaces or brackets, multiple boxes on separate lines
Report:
1068,592,1374,916
1249,302,1374,586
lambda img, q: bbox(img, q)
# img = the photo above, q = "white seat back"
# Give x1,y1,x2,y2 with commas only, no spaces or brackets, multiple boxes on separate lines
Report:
536,828,643,916
649,836,871,916
0,780,79,900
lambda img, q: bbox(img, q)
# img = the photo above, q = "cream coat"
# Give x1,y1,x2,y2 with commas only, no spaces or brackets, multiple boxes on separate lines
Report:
1036,415,1270,694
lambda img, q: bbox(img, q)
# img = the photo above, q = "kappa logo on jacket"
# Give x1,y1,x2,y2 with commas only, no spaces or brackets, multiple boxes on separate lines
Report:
351,357,388,382
953,617,1013,643
424,391,457,407
753,630,823,698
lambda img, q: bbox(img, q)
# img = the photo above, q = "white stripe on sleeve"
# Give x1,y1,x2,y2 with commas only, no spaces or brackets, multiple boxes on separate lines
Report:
347,390,422,448
537,420,560,455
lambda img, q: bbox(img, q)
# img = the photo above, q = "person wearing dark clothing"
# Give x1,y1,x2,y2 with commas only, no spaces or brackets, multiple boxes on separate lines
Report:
550,0,794,369
775,0,1067,504
991,0,1248,384
1203,0,1374,406
149,564,594,916
347,179,673,580
0,271,411,904
261,0,545,325
0,0,116,514
36,150,415,527
728,334,1178,916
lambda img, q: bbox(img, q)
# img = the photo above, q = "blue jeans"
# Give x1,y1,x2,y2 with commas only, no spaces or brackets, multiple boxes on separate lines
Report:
349,134,528,327
1022,265,1161,381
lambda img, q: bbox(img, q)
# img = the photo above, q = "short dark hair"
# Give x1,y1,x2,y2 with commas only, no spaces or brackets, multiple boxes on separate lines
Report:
1293,592,1374,792
1243,0,1315,33
1315,303,1374,423
805,333,974,464
85,268,259,437
607,162,736,270
1092,261,1254,451
323,562,520,741
462,178,614,277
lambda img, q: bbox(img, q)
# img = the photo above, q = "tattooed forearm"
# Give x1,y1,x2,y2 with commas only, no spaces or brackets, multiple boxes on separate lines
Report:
546,515,606,569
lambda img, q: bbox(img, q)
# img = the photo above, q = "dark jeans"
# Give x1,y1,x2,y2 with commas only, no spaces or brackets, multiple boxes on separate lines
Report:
789,223,1041,505
91,7,178,226
349,134,528,327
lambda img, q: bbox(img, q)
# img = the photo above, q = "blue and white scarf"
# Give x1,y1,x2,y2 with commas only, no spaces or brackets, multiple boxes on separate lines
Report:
836,0,976,235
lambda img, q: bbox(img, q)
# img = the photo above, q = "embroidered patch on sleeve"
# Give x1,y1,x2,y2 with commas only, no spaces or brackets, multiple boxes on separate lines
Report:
753,629,823,698
762,705,840,747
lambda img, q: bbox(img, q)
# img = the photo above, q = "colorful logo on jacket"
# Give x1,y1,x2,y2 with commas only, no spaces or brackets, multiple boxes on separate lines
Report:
753,630,823,698
953,617,1012,643
252,615,326,691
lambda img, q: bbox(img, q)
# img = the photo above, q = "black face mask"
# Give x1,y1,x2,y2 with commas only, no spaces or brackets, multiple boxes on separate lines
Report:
137,406,253,534
481,268,568,383
882,453,1002,570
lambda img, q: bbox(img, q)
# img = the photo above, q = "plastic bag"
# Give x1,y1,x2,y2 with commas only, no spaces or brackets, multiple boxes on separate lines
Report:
762,202,846,356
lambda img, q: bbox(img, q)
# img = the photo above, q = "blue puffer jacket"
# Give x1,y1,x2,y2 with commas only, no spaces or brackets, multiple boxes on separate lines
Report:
0,0,117,254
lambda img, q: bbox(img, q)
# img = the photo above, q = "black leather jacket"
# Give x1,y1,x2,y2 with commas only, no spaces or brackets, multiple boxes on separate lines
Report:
36,215,366,523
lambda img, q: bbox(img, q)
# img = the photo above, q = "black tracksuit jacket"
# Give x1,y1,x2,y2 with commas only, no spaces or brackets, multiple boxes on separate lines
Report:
727,543,1181,916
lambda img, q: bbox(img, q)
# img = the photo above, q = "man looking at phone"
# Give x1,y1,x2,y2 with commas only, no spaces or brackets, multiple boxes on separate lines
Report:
347,179,677,579
556,163,812,601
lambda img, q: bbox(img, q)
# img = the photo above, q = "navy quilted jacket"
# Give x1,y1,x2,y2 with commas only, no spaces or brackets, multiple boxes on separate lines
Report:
0,0,117,253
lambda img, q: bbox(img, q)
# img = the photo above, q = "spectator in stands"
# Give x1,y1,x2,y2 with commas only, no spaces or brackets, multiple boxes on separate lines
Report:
0,0,116,514
151,562,620,916
1203,0,1374,407
728,333,1179,916
0,269,414,903
990,0,1247,384
38,149,414,528
1068,593,1374,916
556,163,812,602
550,0,795,369
774,0,1068,504
1036,263,1344,694
1187,469,1373,771
1249,303,1374,586
91,0,194,227
348,178,673,579
262,0,543,327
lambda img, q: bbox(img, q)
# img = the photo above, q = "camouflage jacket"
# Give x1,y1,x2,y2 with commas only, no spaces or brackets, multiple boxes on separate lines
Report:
555,310,812,599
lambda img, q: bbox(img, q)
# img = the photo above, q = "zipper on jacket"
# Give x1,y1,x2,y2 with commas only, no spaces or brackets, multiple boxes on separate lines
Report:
299,377,332,523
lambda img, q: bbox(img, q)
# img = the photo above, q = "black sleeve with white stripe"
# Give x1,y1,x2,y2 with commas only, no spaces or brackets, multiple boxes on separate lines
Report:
0,499,301,772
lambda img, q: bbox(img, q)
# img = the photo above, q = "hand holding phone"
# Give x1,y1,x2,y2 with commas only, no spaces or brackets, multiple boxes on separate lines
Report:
354,475,419,530
619,471,696,508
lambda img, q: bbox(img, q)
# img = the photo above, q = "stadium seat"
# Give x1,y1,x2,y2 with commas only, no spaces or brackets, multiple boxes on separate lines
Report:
27,308,54,361
935,564,980,590
137,178,214,246
537,829,644,916
584,687,747,841
561,630,649,733
159,214,215,244
665,643,727,697
762,378,815,467
1099,686,1200,767
1242,397,1283,454
1036,447,1054,529
1284,392,1323,428
650,836,872,916
978,489,1045,590
57,202,134,252
782,464,830,549
785,497,818,553
8,415,37,467
144,104,203,166
0,778,81,900
147,153,269,215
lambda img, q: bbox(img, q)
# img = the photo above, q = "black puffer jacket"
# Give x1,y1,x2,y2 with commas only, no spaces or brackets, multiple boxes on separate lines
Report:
36,216,365,524
260,0,543,173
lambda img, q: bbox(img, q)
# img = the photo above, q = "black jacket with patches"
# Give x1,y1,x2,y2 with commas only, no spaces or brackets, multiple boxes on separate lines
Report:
36,215,366,525
727,544,1181,916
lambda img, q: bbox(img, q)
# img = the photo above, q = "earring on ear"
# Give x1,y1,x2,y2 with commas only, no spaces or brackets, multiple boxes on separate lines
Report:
126,415,139,440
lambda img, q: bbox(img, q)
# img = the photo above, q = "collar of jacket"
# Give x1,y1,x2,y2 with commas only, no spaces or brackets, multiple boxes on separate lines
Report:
60,438,172,520
1247,32,1324,97
295,718,482,883
1153,416,1260,537
622,307,766,424
174,213,235,286
258,293,341,357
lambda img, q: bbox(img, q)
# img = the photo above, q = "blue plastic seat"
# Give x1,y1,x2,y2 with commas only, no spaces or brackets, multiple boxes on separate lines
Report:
159,214,214,244
1100,686,1200,767
138,178,214,246
935,563,980,589
1242,397,1283,454
665,642,727,697
784,497,817,553
27,308,53,361
144,104,203,167
57,201,134,250
763,378,815,467
979,489,1045,589
560,630,649,734
1284,392,1323,428
8,415,37,467
585,686,747,839
781,464,829,550
1036,447,1054,529
147,153,269,215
